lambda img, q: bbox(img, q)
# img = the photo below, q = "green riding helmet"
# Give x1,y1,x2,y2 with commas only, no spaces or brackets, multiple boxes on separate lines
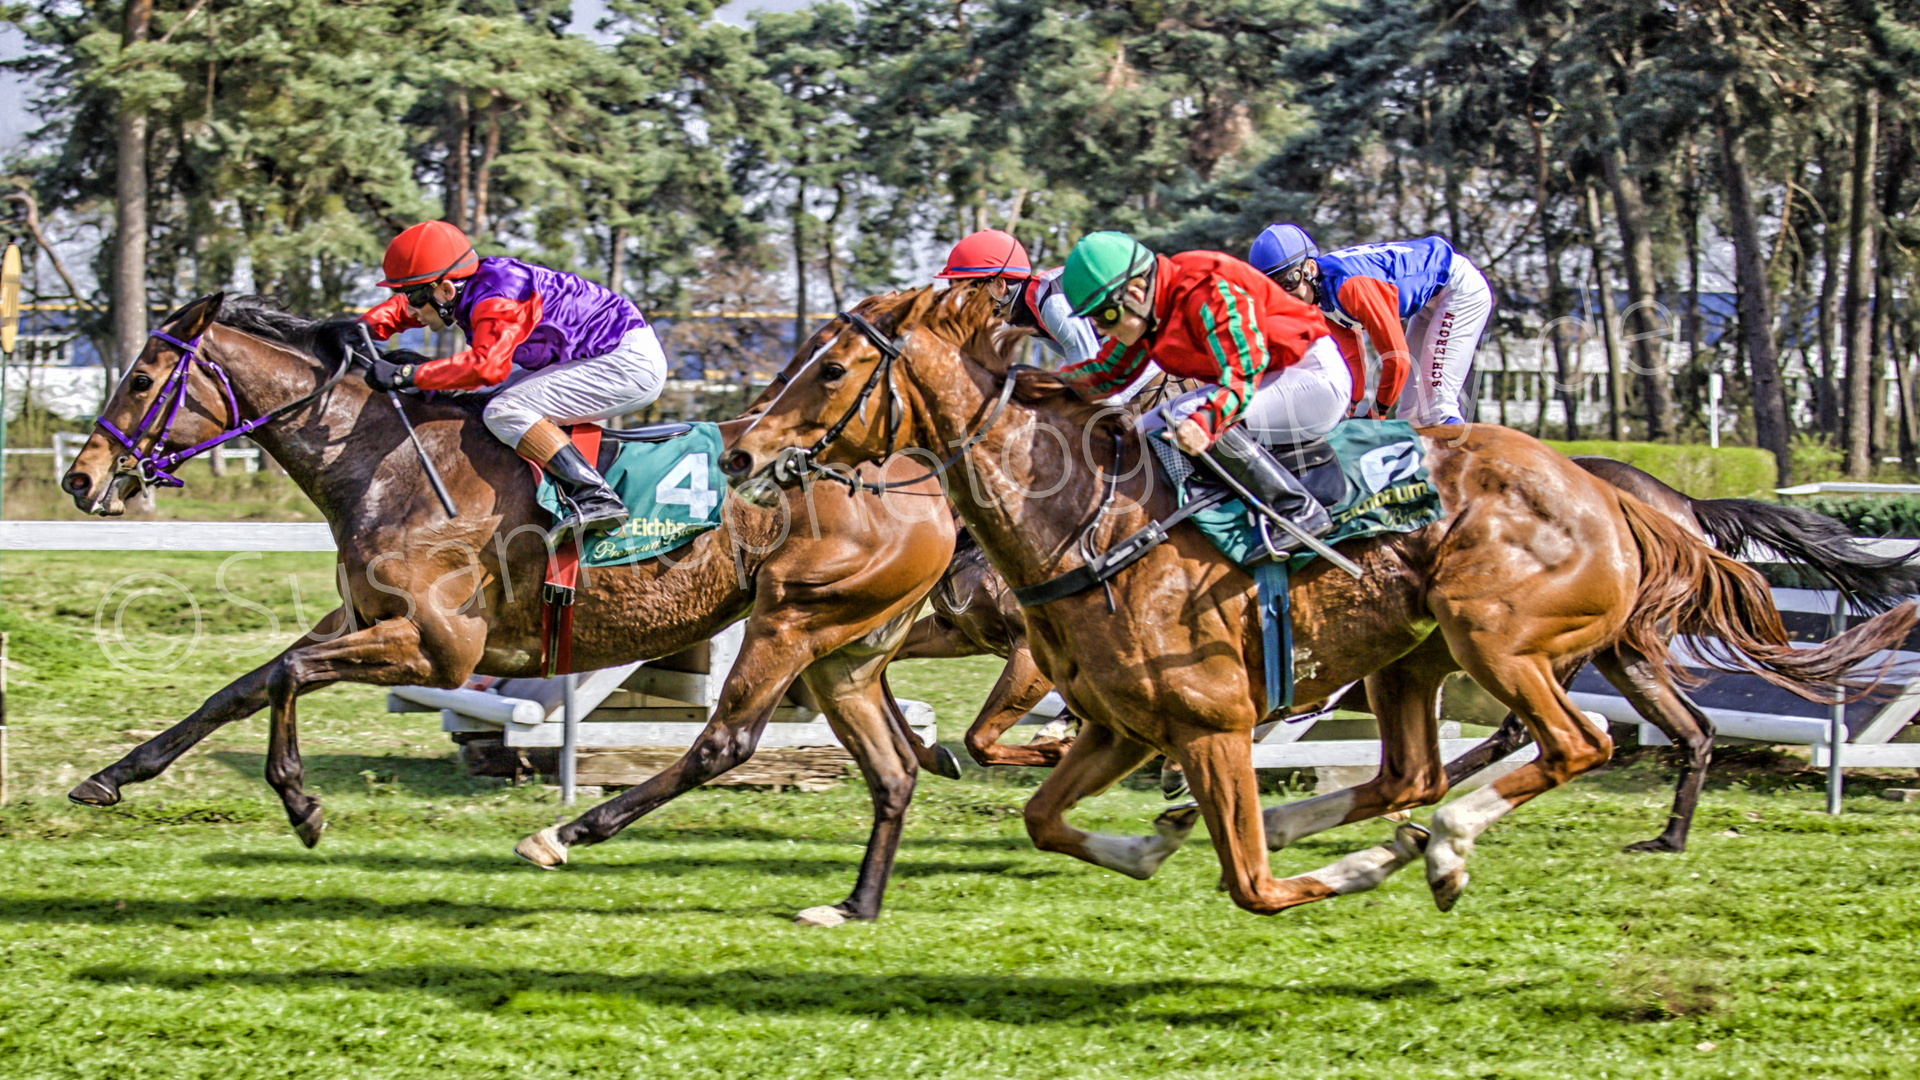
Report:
1062,231,1158,321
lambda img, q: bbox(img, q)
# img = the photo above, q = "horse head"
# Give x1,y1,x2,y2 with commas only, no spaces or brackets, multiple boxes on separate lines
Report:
721,283,1012,503
64,292,232,515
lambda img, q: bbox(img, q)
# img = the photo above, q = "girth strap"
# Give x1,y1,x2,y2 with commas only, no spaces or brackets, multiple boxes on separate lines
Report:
1010,488,1228,608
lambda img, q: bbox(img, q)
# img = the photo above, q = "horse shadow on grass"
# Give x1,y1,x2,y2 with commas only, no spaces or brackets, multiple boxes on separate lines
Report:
196,848,1061,881
208,751,491,800
76,964,1268,1025
0,893,744,927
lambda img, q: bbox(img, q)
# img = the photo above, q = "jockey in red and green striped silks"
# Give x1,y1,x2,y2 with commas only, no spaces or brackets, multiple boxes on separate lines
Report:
1055,232,1349,457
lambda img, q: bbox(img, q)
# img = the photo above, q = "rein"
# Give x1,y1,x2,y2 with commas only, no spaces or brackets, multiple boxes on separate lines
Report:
768,310,1018,497
98,327,352,488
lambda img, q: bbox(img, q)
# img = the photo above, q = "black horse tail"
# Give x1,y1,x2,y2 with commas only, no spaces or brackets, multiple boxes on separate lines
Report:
1688,497,1920,614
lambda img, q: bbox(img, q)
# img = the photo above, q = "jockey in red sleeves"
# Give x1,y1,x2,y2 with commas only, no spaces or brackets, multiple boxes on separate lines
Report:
1056,231,1349,542
358,221,667,537
1249,225,1492,425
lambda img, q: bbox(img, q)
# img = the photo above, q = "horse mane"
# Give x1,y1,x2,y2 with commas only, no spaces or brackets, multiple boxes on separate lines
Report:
857,283,1130,439
169,294,358,362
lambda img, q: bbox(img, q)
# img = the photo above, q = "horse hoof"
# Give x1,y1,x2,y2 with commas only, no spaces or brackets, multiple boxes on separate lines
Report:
794,905,848,927
1160,765,1190,801
1429,868,1468,912
1394,822,1432,856
514,825,568,869
293,807,327,849
1384,809,1411,823
930,746,964,781
1155,803,1202,836
1623,838,1683,854
68,776,122,808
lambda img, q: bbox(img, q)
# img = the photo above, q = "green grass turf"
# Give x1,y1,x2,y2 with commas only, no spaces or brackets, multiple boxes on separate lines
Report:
2,553,1919,1078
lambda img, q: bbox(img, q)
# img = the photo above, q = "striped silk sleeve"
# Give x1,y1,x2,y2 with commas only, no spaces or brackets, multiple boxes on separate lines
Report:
1190,281,1270,442
1057,336,1149,399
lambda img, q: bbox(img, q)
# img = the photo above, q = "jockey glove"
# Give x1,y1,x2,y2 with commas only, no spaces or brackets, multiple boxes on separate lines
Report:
368,350,430,393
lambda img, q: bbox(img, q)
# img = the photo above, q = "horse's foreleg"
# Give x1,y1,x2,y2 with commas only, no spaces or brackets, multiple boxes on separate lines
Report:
1262,640,1452,850
964,645,1064,768
521,625,804,862
792,650,920,925
1022,722,1189,879
1424,648,1612,911
262,616,446,847
1440,711,1532,789
1596,649,1715,854
70,608,349,807
878,673,961,780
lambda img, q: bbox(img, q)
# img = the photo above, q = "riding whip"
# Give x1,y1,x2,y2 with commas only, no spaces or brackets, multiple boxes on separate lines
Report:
356,324,459,520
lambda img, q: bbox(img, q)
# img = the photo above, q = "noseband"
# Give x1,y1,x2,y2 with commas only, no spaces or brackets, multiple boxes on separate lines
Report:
97,327,352,488
767,310,1018,496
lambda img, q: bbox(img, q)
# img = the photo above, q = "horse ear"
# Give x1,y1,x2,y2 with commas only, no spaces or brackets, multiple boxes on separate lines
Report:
166,291,225,339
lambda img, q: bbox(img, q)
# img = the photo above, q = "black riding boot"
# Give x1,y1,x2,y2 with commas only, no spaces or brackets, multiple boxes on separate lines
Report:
1204,424,1332,540
543,443,629,538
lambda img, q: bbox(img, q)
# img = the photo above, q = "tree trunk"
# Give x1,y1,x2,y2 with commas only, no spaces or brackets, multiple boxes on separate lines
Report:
823,183,848,312
1599,144,1673,439
449,92,471,232
1718,119,1792,485
473,94,501,236
1003,188,1029,233
792,178,808,349
1584,182,1627,441
113,0,153,395
1530,115,1578,439
1843,90,1877,478
1815,137,1842,436
609,225,627,296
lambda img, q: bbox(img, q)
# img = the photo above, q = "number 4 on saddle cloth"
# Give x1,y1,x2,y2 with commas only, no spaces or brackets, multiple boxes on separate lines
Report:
1142,419,1444,716
530,421,729,675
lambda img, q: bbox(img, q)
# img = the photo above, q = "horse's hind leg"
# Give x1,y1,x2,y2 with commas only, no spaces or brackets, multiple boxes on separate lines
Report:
262,616,448,847
1424,649,1612,911
1441,711,1532,790
70,608,349,808
518,621,808,864
792,650,920,925
1595,648,1715,854
1023,721,1193,879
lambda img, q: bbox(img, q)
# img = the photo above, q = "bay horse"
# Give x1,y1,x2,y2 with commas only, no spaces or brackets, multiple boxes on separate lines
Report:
58,293,954,925
722,285,1916,915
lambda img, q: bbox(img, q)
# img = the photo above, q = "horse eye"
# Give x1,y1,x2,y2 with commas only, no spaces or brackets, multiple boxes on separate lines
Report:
130,374,154,392
821,363,847,381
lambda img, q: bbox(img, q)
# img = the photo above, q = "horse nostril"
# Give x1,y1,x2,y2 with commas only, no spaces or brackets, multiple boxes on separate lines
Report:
721,450,753,479
65,473,91,494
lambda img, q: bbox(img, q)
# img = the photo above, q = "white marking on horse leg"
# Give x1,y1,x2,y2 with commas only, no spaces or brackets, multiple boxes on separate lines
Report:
1262,788,1356,850
1079,804,1200,880
794,905,848,927
1300,825,1427,896
1424,785,1515,911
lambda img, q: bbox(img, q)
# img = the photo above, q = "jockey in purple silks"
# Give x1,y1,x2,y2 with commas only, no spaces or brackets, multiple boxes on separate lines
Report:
357,221,667,537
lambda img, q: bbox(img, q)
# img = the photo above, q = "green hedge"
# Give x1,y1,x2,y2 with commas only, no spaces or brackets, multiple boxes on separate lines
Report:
1800,496,1920,538
1542,440,1777,501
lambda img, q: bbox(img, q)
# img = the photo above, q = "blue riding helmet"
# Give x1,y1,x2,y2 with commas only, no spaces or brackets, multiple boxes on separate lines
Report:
1248,224,1319,277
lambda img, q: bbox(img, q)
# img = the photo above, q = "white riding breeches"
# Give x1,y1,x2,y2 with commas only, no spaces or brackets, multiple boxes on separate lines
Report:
1144,335,1352,448
1402,257,1492,425
481,326,669,446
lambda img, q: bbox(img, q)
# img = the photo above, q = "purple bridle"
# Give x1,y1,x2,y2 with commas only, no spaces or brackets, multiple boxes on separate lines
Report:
97,326,351,488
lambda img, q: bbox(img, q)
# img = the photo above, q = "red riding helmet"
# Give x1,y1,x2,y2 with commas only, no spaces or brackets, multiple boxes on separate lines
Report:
936,229,1034,280
378,221,480,288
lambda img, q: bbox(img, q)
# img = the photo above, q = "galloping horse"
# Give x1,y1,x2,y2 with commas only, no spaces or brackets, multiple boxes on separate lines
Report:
723,286,1916,915
59,293,953,925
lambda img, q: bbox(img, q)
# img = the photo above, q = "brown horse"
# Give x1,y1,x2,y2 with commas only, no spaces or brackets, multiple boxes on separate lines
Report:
723,286,1915,915
59,293,953,924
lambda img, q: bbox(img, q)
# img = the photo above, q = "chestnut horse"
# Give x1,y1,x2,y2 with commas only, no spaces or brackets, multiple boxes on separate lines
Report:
59,293,953,925
723,286,1915,915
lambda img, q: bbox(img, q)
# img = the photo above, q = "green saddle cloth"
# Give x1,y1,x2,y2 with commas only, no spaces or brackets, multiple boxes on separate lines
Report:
1154,419,1444,569
535,423,728,567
